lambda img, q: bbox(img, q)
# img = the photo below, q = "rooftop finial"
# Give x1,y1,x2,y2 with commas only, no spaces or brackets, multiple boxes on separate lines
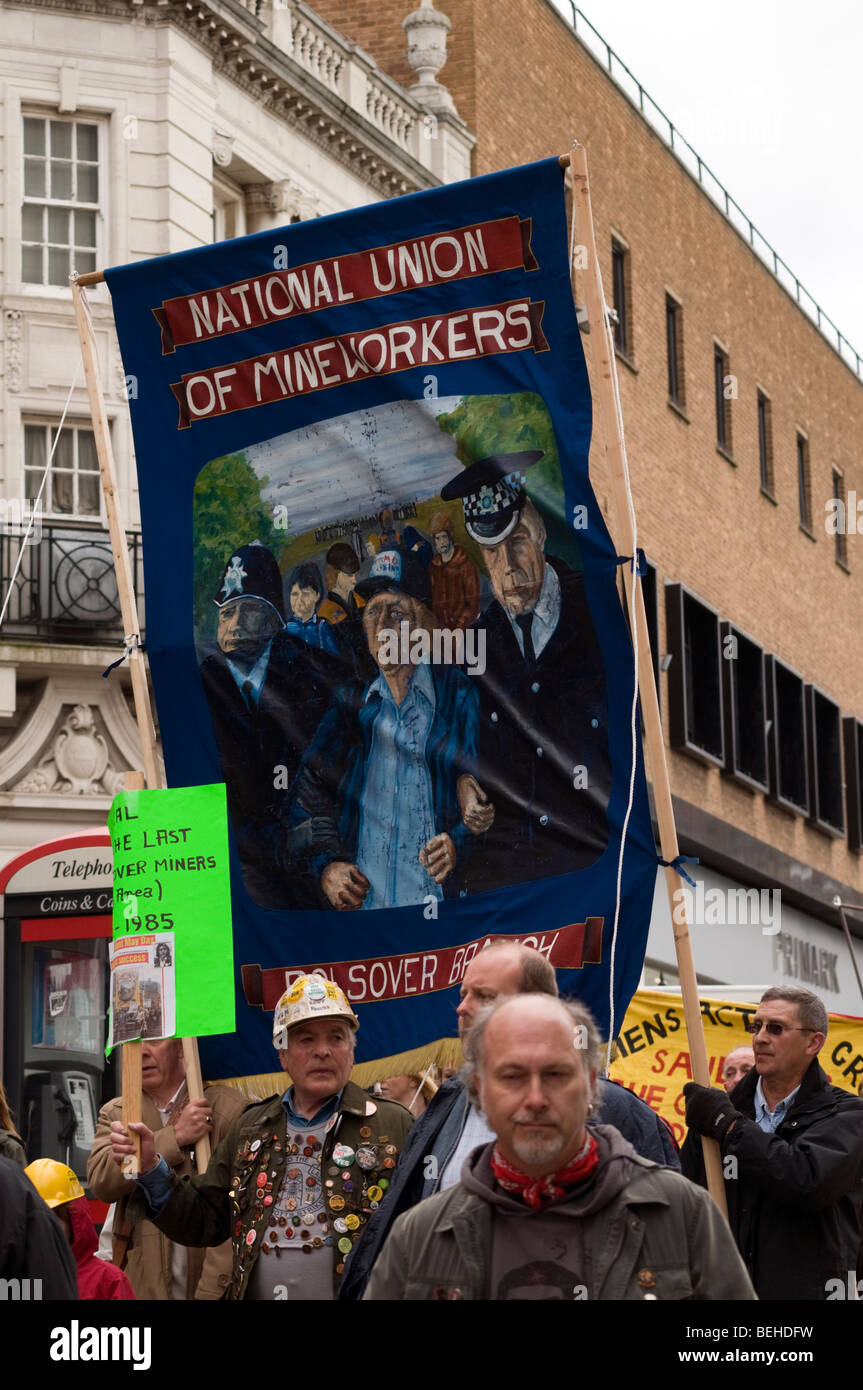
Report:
403,0,456,113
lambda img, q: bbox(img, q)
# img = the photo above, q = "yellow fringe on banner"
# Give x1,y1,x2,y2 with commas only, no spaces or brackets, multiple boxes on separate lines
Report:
212,1037,464,1101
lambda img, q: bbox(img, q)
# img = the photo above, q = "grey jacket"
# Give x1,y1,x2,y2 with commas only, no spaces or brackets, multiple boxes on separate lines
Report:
364,1126,756,1301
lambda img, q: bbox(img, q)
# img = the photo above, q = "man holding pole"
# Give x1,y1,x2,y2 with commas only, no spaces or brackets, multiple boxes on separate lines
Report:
682,985,863,1300
106,976,413,1299
88,1037,246,1299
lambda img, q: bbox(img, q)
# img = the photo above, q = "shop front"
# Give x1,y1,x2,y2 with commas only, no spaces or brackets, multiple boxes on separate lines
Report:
1,829,118,1192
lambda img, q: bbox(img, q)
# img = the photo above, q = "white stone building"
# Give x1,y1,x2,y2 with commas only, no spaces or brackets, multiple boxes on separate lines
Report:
0,0,473,869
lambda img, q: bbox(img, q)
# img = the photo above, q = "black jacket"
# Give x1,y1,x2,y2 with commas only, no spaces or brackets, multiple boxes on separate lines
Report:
465,557,611,891
200,631,337,907
681,1058,863,1300
340,1074,681,1301
0,1157,77,1299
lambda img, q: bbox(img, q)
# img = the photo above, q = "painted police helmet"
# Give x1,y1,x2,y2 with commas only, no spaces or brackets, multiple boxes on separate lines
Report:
213,541,285,620
440,450,544,546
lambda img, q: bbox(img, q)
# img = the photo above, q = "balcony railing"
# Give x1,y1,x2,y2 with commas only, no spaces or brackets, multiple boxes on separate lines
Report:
0,525,144,644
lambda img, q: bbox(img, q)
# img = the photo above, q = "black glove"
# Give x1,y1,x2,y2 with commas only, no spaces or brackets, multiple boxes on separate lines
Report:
683,1082,740,1141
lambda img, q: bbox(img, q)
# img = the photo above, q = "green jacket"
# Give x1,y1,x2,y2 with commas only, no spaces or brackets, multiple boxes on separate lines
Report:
132,1082,412,1300
364,1135,757,1301
0,1129,26,1168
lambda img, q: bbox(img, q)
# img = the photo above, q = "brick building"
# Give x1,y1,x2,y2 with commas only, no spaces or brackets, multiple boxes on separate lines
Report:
312,0,863,1008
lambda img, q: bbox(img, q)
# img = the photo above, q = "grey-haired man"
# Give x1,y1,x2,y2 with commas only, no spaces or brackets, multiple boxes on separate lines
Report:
364,994,754,1300
682,985,863,1300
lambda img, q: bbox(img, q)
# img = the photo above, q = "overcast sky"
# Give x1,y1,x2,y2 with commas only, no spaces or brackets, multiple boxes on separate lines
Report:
551,0,863,367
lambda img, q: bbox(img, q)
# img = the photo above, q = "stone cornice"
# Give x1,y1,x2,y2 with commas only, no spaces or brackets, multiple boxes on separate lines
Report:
5,0,471,196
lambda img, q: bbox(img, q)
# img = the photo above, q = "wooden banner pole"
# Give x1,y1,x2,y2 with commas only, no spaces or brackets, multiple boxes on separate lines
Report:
182,1038,211,1170
72,276,209,1164
120,769,146,1177
71,277,159,791
567,143,728,1217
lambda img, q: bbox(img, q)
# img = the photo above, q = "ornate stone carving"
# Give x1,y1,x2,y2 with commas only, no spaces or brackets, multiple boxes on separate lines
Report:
403,0,455,112
5,311,23,393
13,704,121,795
212,130,235,168
245,179,319,221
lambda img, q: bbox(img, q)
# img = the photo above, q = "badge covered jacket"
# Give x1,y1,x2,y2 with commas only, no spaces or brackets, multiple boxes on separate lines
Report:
129,1083,412,1300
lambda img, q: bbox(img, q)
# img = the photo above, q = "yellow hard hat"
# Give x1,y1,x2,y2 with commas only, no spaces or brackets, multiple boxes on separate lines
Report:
25,1158,85,1207
273,974,358,1049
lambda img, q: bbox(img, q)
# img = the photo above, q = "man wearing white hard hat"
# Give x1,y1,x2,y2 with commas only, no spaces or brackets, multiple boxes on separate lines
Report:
108,975,413,1300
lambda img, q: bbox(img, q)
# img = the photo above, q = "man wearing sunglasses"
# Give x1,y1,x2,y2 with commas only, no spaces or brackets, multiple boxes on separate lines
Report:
681,986,863,1300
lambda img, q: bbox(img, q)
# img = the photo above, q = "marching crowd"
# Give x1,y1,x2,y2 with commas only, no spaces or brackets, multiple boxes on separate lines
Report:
2,943,862,1301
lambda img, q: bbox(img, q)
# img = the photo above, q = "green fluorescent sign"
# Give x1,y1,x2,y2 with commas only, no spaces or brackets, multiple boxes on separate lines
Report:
107,783,234,1050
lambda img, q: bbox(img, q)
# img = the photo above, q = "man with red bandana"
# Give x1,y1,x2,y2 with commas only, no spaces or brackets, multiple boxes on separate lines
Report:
363,995,755,1301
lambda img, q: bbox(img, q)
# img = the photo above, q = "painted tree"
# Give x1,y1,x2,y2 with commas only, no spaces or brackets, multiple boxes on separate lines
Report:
436,392,582,568
192,453,280,643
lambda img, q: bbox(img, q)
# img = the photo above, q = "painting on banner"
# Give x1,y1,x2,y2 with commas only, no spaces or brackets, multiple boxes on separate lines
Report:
105,158,658,1080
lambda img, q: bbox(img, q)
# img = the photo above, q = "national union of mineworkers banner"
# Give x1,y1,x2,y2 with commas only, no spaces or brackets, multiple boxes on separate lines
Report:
105,157,658,1084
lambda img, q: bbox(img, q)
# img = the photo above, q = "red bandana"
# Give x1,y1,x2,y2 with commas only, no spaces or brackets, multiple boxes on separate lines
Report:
491,1133,599,1209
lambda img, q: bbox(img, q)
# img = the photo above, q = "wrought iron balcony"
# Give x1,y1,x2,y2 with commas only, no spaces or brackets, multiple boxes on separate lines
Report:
0,524,144,644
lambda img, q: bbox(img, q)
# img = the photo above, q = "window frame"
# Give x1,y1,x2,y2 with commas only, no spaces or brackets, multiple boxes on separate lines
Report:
832,466,849,568
796,430,812,534
213,171,248,244
765,654,810,817
665,581,725,769
805,683,845,838
665,293,685,410
23,418,106,523
720,620,769,793
714,342,733,458
21,111,104,289
757,388,774,498
611,235,632,360
842,716,863,852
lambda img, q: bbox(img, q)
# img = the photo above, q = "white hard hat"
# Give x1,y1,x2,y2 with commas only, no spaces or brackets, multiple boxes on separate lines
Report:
273,974,358,1049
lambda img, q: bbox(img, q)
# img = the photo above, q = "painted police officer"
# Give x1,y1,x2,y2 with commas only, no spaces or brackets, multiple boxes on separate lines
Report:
108,975,413,1300
199,542,336,907
440,452,611,891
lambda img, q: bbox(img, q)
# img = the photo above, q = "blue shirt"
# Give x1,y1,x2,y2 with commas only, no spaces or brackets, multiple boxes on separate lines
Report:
282,1087,343,1129
754,1076,801,1133
286,615,339,655
356,661,441,910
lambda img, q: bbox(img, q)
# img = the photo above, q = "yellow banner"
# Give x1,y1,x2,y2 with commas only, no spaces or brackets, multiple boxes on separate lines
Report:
608,989,863,1148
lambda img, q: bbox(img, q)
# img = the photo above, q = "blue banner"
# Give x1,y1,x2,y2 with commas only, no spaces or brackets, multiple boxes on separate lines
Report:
105,157,657,1080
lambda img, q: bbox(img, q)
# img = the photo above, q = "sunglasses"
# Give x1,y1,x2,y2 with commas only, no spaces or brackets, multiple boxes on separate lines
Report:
745,1019,815,1037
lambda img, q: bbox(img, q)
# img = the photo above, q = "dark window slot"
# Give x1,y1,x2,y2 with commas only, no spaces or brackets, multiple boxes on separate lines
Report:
766,657,809,815
721,623,769,791
806,686,844,836
665,583,724,767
